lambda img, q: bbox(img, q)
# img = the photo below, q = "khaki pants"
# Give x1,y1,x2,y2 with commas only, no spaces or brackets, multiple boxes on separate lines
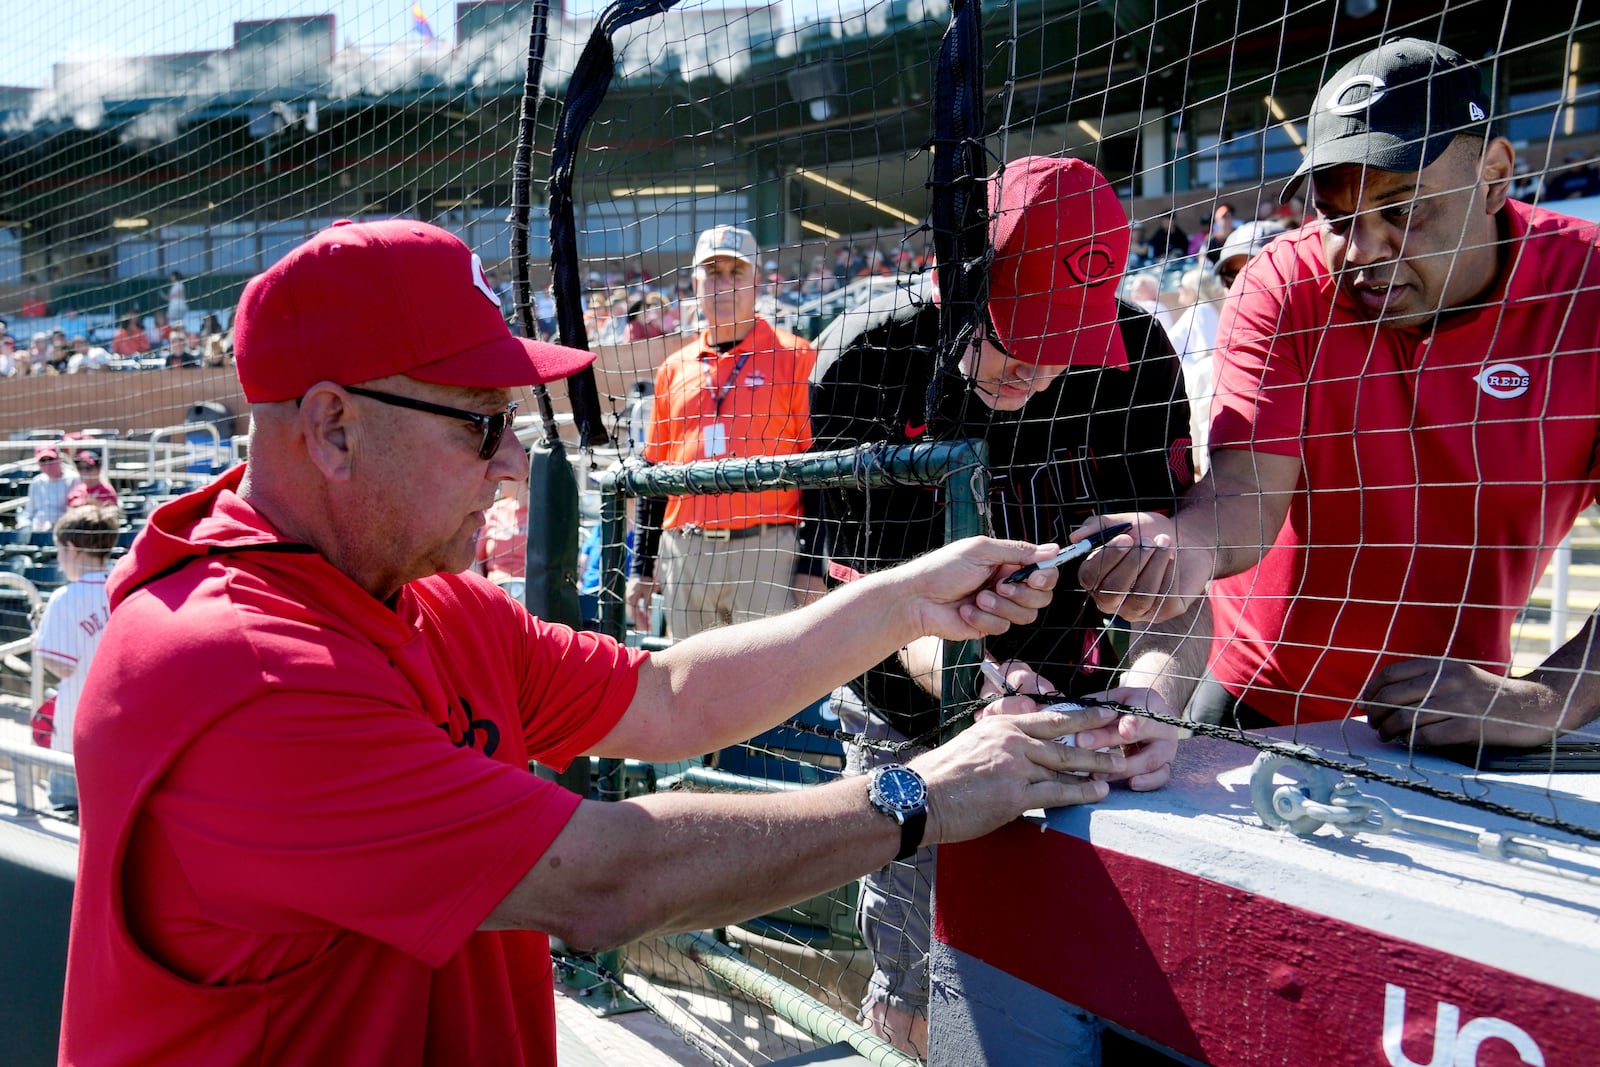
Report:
657,524,799,639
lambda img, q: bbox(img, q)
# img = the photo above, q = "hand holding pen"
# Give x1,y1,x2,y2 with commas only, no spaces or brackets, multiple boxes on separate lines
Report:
1003,523,1133,585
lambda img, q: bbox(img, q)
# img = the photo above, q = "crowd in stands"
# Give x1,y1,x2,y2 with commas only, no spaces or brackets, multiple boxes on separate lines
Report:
542,238,934,347
0,305,233,378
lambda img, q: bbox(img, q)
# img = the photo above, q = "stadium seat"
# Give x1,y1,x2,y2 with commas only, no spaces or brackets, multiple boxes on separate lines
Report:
23,565,63,590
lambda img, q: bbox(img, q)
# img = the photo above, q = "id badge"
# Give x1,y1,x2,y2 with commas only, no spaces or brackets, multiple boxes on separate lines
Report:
702,421,728,458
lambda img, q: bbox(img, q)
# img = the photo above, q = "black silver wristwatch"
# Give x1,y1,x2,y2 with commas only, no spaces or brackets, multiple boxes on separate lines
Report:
867,763,929,862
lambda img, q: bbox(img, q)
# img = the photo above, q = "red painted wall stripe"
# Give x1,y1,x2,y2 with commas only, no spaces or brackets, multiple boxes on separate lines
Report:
937,823,1597,1066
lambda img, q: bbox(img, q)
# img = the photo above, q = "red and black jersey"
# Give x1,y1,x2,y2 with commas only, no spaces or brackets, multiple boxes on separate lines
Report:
809,276,1193,740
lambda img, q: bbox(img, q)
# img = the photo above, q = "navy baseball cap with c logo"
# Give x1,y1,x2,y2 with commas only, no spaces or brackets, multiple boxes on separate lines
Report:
1282,37,1492,202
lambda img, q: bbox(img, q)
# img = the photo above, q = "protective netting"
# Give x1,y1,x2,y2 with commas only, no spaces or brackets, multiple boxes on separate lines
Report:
7,1,1600,1064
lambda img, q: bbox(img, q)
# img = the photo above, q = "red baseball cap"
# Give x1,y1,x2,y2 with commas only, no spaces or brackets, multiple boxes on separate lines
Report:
986,156,1130,368
234,219,595,402
34,445,59,461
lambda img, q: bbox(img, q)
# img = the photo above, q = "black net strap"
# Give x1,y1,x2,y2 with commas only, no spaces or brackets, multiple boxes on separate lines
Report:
926,0,990,427
548,0,682,448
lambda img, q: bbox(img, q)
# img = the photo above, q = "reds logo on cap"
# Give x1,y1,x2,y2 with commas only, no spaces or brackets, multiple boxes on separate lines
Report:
470,253,502,308
1062,241,1119,287
1327,74,1387,116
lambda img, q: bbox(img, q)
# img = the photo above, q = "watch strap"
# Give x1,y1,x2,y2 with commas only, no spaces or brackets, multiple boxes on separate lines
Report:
895,808,926,862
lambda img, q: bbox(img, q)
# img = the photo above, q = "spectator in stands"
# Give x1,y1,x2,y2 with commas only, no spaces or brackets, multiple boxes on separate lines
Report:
474,480,528,583
803,254,837,297
1163,265,1231,475
1200,202,1237,261
857,248,893,277
1147,214,1188,260
809,156,1193,1058
1078,38,1600,748
1543,151,1600,200
26,331,53,377
146,308,172,348
167,270,188,327
165,326,205,368
32,503,119,814
46,329,71,373
623,292,669,342
61,217,1123,1066
833,244,857,289
533,284,558,341
66,450,119,509
198,312,230,366
1125,272,1173,332
1213,219,1286,291
626,225,819,638
111,311,151,357
0,334,16,377
22,445,71,532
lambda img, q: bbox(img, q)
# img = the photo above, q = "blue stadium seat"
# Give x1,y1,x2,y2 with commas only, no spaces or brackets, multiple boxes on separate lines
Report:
24,564,63,589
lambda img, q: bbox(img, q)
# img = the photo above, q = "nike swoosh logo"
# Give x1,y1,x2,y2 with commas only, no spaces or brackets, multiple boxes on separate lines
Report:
904,420,927,439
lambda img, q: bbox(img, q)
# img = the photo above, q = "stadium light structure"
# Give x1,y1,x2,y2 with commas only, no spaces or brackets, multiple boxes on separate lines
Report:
610,185,722,198
1265,96,1305,148
792,167,919,226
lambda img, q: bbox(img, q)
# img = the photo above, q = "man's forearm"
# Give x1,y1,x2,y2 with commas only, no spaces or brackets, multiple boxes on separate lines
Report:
1526,615,1600,735
602,538,1052,761
1172,447,1302,583
1119,597,1212,714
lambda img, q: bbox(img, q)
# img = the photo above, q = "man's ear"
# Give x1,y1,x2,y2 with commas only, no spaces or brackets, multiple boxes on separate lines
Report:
298,384,355,481
1480,137,1516,215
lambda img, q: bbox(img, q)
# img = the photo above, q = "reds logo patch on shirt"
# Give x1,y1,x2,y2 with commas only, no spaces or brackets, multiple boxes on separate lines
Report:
1474,362,1532,399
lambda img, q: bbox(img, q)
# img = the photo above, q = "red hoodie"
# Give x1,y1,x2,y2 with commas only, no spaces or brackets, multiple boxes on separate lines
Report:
60,466,646,1066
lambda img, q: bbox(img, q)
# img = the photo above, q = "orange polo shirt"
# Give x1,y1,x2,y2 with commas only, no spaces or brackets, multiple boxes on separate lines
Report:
644,318,816,531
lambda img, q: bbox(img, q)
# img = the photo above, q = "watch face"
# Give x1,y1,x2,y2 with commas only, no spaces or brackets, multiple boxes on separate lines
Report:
874,766,926,812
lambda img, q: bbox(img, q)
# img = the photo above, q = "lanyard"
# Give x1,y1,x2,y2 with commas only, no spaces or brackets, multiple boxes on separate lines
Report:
702,348,753,417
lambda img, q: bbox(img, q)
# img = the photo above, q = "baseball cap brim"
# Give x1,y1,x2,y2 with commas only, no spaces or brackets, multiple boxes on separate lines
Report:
402,333,596,390
1280,128,1456,203
697,249,758,270
989,286,1127,368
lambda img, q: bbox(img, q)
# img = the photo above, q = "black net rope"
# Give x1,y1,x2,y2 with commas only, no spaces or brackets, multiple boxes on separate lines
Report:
763,700,1600,846
509,0,560,439
547,0,681,448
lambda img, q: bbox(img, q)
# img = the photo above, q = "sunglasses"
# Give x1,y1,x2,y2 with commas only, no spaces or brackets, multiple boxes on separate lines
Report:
342,385,519,460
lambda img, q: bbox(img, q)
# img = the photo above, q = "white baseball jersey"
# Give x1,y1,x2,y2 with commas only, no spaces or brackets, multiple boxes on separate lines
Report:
34,569,111,754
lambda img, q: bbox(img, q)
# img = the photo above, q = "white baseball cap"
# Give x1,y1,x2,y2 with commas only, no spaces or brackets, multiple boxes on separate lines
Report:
694,225,760,269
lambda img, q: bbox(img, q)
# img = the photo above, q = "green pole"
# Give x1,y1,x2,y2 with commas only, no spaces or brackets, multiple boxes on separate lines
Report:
939,459,991,744
664,931,922,1067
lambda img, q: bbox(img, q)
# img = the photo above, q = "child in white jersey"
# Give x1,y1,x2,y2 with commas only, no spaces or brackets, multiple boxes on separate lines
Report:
34,504,120,811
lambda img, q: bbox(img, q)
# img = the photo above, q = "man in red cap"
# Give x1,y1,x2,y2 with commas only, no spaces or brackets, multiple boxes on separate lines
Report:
60,218,1138,1066
807,156,1199,1056
66,449,119,510
1079,38,1600,749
